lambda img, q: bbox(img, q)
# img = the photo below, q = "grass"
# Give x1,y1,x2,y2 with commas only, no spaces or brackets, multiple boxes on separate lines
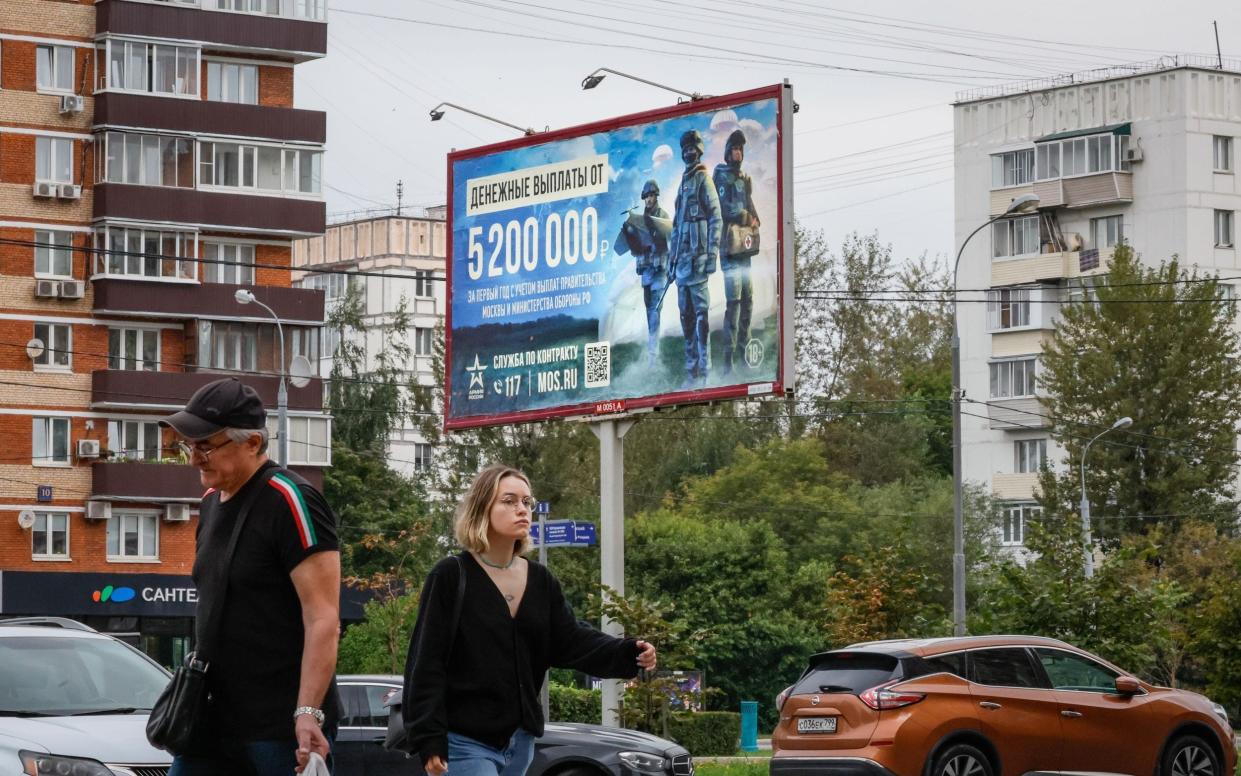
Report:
694,761,768,776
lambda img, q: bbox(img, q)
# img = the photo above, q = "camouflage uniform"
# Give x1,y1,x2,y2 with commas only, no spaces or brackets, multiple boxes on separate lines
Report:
713,129,759,374
616,180,671,366
670,130,722,386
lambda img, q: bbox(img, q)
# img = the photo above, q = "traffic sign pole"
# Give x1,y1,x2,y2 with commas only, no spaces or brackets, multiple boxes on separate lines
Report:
535,500,551,722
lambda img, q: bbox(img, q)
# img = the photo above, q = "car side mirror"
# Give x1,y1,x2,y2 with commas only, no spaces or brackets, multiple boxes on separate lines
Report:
1114,676,1141,696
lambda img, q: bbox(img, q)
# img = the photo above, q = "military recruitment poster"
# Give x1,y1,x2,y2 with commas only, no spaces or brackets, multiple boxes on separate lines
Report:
444,83,794,430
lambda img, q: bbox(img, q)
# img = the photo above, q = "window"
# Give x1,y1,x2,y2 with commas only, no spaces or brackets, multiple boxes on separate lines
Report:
1091,215,1124,249
1014,439,1047,473
1035,143,1060,181
36,137,73,183
968,648,1044,688
209,0,326,21
33,417,70,465
108,328,160,371
1001,503,1041,546
299,272,352,301
989,358,1037,399
414,327,434,356
413,443,433,473
203,242,256,284
32,512,70,558
107,512,159,560
923,652,965,679
414,270,434,298
1214,136,1234,173
1216,210,1235,248
206,61,258,104
275,416,331,465
200,321,258,372
992,216,1041,259
990,148,1034,188
36,45,74,92
35,230,74,278
100,40,198,97
98,132,194,189
1034,649,1120,693
107,420,162,460
790,653,900,696
33,323,71,370
199,141,322,194
986,288,1030,330
93,226,197,280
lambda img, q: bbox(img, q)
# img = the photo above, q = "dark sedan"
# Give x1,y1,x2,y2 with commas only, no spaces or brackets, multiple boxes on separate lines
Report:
336,675,693,776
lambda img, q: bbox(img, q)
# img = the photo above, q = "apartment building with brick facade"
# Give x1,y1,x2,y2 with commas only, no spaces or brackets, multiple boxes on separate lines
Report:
0,0,331,663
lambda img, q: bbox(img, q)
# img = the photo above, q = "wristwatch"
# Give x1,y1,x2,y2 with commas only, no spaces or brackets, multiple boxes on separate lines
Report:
294,706,325,726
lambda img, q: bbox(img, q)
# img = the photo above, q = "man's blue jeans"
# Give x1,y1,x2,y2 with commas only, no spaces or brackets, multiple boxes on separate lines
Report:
446,729,535,776
169,737,334,775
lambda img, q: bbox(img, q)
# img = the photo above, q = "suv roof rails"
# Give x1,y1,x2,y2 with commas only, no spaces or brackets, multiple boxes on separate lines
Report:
0,616,97,632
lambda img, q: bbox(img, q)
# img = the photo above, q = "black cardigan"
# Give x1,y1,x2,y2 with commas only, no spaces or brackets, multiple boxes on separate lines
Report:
402,553,640,762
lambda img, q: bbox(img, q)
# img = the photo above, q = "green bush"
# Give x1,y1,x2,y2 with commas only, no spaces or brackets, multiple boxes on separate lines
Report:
667,712,740,756
549,682,601,724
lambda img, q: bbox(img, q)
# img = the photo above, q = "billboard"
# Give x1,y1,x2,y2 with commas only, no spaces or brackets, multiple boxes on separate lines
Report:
445,83,794,430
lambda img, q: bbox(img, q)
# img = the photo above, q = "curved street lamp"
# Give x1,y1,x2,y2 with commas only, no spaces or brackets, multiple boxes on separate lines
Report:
1080,416,1133,578
950,192,1040,635
235,288,288,467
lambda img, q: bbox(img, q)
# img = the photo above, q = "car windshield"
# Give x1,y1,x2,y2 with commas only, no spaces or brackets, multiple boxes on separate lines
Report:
792,652,901,695
0,636,169,716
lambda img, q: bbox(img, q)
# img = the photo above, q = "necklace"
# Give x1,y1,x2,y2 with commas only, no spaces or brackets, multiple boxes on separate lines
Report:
476,552,516,570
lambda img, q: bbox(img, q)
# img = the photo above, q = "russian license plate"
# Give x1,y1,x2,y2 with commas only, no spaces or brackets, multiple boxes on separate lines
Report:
797,717,837,734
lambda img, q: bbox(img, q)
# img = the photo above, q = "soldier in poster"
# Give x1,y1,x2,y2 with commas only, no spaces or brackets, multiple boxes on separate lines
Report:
615,180,673,366
669,129,722,388
713,129,761,375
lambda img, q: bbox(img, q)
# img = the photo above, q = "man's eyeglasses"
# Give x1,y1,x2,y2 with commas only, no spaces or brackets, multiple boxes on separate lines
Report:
177,438,235,462
498,495,537,511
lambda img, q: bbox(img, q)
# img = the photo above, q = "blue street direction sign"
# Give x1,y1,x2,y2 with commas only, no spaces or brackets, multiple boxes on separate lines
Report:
529,520,597,548
535,500,551,515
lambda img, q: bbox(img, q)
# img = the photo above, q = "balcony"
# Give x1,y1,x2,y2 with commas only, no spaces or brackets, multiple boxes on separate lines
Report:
94,93,325,144
97,0,326,62
93,184,325,237
1033,173,1133,210
92,461,204,503
92,278,325,324
92,369,324,411
991,247,1114,286
988,398,1050,430
992,473,1041,500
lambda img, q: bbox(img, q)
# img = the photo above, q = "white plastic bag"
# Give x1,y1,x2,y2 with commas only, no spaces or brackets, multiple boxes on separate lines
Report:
301,752,331,776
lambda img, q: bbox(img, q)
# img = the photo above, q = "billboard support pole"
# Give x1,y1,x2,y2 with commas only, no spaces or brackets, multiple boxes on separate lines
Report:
591,416,637,727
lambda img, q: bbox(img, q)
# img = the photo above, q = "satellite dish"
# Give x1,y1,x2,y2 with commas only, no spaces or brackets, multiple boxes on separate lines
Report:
289,355,314,389
17,510,36,530
26,338,45,360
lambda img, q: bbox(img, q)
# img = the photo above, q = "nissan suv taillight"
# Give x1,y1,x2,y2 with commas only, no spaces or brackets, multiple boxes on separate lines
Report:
859,680,925,710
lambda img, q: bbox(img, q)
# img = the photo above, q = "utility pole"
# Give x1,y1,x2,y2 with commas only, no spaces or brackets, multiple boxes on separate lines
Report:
1214,21,1223,69
396,180,404,216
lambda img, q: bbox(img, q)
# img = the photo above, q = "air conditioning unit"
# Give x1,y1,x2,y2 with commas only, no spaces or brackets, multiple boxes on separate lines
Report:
58,94,85,114
57,184,82,200
33,181,56,198
35,279,60,298
165,503,191,522
76,439,102,459
58,279,85,299
86,501,112,520
1124,146,1144,163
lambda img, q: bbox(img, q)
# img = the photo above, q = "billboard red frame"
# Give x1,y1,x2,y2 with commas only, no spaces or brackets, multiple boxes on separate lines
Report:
444,82,795,431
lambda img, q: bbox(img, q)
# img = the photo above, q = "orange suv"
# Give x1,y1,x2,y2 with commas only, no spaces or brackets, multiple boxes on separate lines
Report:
771,635,1235,776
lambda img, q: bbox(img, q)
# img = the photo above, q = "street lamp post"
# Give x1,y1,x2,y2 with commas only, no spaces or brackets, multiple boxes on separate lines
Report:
1079,416,1133,578
579,68,706,101
235,289,288,467
951,192,1039,636
428,102,538,136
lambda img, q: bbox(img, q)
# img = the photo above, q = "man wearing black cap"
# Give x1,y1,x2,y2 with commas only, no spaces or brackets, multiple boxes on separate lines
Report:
160,378,341,775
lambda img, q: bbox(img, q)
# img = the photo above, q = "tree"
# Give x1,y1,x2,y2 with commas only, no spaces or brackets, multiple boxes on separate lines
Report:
1038,244,1241,536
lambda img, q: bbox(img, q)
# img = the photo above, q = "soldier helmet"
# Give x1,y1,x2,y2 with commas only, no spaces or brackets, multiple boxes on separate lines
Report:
726,129,747,153
679,129,705,155
641,180,659,198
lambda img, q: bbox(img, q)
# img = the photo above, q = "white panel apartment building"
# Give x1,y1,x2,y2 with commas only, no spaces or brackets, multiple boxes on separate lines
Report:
953,58,1241,551
292,210,447,478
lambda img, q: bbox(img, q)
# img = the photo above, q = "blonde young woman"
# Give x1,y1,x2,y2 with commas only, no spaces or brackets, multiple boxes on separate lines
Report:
402,464,657,776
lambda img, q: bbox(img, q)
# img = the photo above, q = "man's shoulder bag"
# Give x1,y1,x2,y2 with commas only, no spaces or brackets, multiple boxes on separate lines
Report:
383,554,467,754
145,467,279,755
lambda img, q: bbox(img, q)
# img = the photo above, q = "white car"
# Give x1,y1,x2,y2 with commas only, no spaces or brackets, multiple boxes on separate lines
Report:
0,618,172,776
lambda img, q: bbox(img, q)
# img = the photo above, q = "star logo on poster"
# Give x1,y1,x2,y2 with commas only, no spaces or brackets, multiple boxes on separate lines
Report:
466,354,487,389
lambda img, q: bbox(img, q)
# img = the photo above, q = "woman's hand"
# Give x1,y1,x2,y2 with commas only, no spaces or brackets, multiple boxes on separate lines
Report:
636,640,657,671
425,755,448,776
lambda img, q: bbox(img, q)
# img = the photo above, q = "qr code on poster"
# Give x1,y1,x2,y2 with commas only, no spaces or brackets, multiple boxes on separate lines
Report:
584,341,611,388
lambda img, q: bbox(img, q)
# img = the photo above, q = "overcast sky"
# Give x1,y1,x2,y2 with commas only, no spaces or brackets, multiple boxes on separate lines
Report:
297,0,1238,263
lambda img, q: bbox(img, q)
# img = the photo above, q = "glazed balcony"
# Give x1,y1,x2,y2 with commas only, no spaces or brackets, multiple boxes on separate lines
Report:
97,0,327,62
92,184,325,237
92,369,324,411
94,93,326,145
92,278,325,324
